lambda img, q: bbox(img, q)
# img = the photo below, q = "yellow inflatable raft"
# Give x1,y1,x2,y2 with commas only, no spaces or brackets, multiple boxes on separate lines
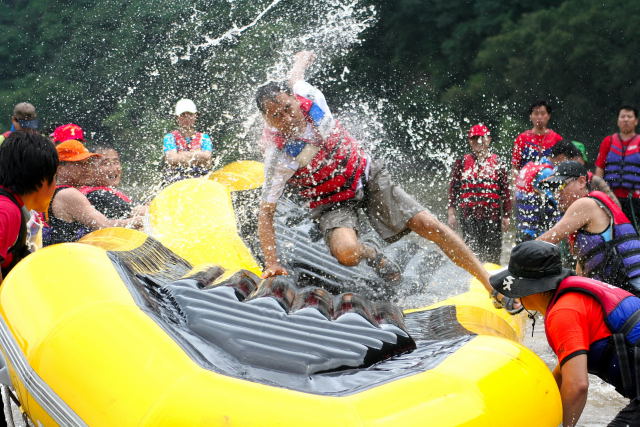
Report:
0,162,562,426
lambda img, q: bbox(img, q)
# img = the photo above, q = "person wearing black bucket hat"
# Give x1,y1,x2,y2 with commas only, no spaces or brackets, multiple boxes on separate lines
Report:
491,240,640,426
537,161,640,295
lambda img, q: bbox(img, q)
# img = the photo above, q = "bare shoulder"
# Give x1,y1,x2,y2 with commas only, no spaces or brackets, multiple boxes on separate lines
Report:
56,187,85,201
568,197,598,212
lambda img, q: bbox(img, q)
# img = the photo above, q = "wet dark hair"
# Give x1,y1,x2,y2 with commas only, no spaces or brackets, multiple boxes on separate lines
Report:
551,139,581,158
618,105,638,118
255,81,291,114
529,100,551,115
0,131,58,195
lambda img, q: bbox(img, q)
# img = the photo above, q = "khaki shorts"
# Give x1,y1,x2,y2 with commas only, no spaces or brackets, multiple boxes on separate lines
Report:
311,159,426,242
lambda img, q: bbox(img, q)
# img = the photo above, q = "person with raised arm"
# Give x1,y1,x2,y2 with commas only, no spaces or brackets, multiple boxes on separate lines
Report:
254,51,513,310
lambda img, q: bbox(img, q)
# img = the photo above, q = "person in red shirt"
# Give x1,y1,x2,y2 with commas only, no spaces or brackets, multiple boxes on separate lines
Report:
0,131,58,284
511,100,563,177
594,105,640,226
491,240,640,427
448,124,511,263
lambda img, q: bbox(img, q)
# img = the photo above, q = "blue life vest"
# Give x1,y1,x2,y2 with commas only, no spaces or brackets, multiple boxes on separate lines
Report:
514,160,559,239
573,191,640,294
604,134,640,190
546,276,640,398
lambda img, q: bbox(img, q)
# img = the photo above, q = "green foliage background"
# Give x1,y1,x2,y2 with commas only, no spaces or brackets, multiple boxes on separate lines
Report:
1,0,638,179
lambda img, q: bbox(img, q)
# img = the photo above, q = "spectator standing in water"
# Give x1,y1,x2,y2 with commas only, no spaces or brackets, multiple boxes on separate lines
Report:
448,124,511,264
538,161,640,295
255,50,513,309
513,139,580,243
43,140,143,246
595,105,640,227
0,102,40,144
0,131,58,283
511,100,563,177
491,240,640,427
162,99,213,183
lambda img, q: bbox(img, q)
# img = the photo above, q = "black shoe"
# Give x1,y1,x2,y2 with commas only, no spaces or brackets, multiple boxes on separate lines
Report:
364,244,402,282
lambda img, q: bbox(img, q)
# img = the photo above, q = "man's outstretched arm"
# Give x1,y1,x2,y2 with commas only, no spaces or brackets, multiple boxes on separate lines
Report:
538,198,592,244
258,201,289,278
288,50,316,88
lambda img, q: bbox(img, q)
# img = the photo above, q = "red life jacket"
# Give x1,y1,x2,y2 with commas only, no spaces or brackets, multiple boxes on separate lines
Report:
78,186,132,203
545,275,640,398
272,95,368,209
515,161,553,193
458,153,502,211
171,130,203,152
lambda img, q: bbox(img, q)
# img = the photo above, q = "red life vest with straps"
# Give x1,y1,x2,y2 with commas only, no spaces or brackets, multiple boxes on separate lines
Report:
171,130,203,152
272,95,368,209
78,186,132,203
546,275,640,398
515,161,553,193
458,153,502,211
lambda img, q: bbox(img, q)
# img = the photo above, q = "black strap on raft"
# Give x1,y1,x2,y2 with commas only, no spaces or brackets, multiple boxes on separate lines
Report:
629,193,640,232
612,309,640,398
0,189,29,276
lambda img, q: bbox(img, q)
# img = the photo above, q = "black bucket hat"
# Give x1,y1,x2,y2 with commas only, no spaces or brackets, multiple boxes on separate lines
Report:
489,241,573,298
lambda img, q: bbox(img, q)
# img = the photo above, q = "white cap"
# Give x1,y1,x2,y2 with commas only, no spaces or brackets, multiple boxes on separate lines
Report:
175,99,197,116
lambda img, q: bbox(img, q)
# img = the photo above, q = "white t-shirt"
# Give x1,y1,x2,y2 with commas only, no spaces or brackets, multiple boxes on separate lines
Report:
261,81,336,203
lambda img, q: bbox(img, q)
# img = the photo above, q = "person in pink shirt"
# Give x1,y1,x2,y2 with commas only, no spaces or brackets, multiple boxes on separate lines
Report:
511,100,563,177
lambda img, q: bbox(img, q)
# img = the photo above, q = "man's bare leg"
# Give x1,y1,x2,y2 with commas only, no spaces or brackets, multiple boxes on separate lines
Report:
327,227,401,280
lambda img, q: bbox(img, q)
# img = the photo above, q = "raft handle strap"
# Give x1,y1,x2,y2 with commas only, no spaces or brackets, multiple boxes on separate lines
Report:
629,193,640,232
4,385,19,408
613,332,633,397
635,346,640,398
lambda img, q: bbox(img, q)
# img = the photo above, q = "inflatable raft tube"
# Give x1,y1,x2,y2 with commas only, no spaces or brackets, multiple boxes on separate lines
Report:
0,228,561,426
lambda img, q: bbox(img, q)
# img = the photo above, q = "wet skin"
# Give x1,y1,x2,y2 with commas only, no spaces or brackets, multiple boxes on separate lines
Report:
262,93,306,137
95,149,122,187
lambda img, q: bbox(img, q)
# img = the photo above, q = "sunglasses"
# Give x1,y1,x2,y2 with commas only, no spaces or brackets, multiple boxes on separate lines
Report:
553,177,577,195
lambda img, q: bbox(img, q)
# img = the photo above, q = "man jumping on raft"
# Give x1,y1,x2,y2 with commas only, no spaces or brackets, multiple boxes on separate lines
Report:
255,51,509,307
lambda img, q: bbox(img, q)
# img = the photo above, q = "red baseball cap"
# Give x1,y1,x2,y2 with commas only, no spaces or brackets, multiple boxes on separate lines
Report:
56,140,101,162
468,124,490,138
51,124,85,143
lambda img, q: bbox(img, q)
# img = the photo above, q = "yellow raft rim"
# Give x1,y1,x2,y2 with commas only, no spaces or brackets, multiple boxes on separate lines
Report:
0,160,562,426
0,228,561,426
